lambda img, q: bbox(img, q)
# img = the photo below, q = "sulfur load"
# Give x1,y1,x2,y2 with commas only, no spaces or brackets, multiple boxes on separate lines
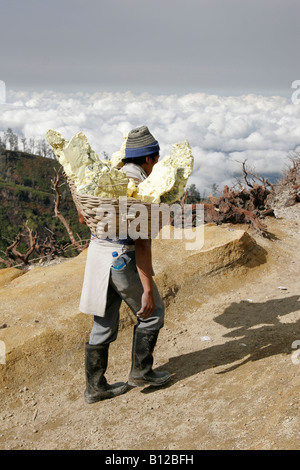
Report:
45,130,128,198
137,140,193,204
45,130,194,204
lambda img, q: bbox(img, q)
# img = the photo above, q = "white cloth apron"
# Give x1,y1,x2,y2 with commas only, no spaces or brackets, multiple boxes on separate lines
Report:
79,238,135,317
79,163,146,318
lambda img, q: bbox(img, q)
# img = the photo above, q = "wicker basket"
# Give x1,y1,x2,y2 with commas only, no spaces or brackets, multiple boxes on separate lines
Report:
64,172,155,239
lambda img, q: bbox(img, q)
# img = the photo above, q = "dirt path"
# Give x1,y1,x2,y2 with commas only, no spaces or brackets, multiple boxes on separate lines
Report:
0,210,299,450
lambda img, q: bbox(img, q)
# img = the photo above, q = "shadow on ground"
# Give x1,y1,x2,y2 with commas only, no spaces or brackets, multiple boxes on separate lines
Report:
143,295,300,392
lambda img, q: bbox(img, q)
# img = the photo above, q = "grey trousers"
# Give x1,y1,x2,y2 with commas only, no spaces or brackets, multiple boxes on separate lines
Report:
89,251,165,345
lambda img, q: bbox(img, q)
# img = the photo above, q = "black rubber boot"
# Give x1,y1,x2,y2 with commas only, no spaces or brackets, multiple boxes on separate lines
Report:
84,342,128,404
128,327,171,387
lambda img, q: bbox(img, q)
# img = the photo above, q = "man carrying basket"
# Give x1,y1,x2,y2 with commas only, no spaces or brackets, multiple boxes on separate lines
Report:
80,126,171,404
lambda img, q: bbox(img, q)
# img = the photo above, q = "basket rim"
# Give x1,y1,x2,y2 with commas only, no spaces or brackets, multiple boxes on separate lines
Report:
63,171,153,206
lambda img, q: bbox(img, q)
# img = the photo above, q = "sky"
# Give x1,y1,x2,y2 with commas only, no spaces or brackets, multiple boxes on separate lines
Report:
1,0,299,95
1,0,300,193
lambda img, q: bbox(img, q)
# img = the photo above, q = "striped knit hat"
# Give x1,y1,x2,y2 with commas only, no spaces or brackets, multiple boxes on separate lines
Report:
125,126,160,158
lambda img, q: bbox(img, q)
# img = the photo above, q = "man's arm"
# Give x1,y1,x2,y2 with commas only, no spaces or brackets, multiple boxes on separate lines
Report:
135,238,155,320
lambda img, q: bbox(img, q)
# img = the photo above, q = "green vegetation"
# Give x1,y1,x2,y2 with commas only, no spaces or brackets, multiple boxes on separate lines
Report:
0,149,90,266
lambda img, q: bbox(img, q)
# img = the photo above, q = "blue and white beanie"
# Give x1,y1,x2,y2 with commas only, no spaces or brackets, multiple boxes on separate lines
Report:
125,126,160,158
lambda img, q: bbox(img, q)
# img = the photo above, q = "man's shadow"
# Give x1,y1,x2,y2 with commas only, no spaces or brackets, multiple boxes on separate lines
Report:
144,295,300,390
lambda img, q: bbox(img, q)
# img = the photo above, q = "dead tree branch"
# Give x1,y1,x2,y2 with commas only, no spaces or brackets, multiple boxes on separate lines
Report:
174,159,278,237
5,221,38,265
282,153,300,206
0,256,13,268
238,159,274,191
51,169,88,252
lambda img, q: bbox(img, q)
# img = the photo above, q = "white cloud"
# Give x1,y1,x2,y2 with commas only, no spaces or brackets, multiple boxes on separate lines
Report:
1,89,300,193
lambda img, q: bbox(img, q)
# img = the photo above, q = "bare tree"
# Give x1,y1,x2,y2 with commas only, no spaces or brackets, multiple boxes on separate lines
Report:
4,128,18,151
233,159,274,191
282,152,300,206
29,137,35,154
51,169,88,252
0,136,5,153
21,135,27,152
5,221,37,265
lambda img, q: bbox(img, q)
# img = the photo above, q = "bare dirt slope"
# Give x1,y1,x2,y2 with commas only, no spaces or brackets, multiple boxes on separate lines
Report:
0,203,299,450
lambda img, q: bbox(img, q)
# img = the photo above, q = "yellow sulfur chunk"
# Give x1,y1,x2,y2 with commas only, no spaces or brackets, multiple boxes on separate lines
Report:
46,129,129,198
110,133,128,168
137,140,194,204
126,178,138,198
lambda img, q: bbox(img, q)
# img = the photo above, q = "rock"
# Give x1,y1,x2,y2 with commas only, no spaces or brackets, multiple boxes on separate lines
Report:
0,268,24,288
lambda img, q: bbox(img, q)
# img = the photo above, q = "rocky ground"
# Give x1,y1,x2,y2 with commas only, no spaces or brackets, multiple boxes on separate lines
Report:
0,188,299,451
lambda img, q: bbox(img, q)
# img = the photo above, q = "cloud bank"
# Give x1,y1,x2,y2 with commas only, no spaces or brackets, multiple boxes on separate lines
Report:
1,89,300,195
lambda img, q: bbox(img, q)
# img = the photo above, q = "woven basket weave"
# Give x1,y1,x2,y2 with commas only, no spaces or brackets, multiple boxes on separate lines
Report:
64,173,154,239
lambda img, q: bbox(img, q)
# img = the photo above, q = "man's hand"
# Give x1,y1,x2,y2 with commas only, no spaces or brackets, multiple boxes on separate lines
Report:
137,290,156,320
135,238,155,320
